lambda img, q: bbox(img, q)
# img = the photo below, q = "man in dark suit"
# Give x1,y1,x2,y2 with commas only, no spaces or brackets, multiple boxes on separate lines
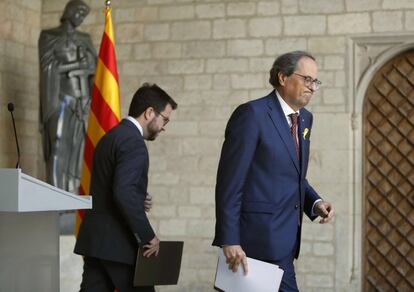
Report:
75,83,177,292
213,51,334,291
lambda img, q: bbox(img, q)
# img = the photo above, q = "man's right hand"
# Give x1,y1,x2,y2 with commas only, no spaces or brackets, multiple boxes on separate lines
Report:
143,236,160,258
223,245,248,275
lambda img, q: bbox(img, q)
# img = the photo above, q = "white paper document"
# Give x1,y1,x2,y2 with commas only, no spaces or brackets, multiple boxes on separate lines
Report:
214,249,284,292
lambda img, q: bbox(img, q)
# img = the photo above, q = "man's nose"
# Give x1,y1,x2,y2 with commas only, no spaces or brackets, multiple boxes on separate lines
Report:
308,83,316,92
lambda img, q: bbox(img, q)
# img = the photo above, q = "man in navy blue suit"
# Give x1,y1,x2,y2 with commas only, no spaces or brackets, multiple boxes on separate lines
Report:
213,51,334,291
75,83,177,292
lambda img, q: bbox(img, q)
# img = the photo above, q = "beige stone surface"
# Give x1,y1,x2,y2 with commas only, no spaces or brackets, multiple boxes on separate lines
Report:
284,15,327,36
183,41,226,58
281,0,299,14
144,23,170,41
227,39,264,56
0,0,42,178
213,19,246,39
373,11,403,32
159,5,194,21
309,36,346,54
248,17,282,37
299,0,344,14
405,10,414,30
227,2,256,17
171,21,211,40
195,3,225,19
257,1,280,16
346,0,382,12
153,42,182,59
266,37,307,55
383,0,414,9
328,13,371,34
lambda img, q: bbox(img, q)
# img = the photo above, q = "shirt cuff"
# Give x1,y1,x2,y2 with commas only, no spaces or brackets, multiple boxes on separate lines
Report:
311,199,323,217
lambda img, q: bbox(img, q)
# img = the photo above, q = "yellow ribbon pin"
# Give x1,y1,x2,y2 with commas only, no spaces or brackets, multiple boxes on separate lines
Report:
303,128,309,140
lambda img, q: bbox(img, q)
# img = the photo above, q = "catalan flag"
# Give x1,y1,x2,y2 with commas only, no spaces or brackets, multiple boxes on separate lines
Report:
75,4,120,235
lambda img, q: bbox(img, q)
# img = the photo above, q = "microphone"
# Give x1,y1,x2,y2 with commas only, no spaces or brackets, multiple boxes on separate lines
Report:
7,102,21,169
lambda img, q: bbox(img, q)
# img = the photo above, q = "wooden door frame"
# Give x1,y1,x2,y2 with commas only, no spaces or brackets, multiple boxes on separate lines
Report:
349,34,414,291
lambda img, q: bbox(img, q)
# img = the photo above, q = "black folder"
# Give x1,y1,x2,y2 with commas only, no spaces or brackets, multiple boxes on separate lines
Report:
133,241,184,286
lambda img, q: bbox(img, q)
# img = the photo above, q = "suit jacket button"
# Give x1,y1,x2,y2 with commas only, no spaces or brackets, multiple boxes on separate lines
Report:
295,204,299,209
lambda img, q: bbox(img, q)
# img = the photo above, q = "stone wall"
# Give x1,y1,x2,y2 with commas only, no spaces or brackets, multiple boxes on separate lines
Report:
20,0,414,291
0,0,42,177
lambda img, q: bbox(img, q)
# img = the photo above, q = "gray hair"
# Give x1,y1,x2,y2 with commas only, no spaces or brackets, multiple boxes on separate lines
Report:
269,51,315,88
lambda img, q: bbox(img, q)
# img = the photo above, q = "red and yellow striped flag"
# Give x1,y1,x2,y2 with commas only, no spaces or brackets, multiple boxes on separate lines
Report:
75,4,120,235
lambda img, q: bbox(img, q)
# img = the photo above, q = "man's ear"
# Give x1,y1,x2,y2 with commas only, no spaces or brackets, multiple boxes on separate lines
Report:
278,72,287,86
144,107,155,121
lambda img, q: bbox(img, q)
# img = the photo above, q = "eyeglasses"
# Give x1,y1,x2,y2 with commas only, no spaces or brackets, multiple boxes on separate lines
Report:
293,73,322,91
154,110,169,126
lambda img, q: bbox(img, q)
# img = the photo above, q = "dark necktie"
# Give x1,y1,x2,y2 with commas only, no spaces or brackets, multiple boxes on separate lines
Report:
289,113,301,226
289,113,299,159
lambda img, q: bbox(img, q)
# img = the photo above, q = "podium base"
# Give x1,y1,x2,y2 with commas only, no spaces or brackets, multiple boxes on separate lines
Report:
0,212,59,292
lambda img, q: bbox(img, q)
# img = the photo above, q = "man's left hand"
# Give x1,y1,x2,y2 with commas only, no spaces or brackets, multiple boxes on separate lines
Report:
145,193,153,212
143,235,160,257
314,201,335,224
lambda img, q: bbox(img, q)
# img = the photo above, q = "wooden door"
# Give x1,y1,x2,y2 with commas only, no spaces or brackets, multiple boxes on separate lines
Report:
364,50,414,291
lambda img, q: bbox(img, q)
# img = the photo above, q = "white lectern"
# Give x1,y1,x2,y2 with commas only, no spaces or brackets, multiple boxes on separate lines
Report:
0,168,92,292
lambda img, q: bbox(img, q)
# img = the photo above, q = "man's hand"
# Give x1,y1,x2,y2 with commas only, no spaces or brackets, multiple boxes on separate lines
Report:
223,245,248,275
143,236,160,257
144,193,153,212
314,201,335,224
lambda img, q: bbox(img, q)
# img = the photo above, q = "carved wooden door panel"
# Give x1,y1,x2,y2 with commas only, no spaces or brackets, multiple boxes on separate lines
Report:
364,50,414,291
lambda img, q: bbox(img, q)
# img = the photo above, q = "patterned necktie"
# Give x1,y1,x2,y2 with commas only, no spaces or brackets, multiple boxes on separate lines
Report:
289,113,301,226
289,113,300,159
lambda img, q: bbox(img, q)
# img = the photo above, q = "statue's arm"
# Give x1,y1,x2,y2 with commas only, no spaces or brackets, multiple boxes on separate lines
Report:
57,58,89,73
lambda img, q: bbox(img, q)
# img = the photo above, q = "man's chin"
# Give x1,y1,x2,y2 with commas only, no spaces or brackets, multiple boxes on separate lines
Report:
300,96,312,107
147,133,160,141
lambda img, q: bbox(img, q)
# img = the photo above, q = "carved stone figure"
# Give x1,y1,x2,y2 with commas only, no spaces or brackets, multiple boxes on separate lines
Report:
39,0,96,193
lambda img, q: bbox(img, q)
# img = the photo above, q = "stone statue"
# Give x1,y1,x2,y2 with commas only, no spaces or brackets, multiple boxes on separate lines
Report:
39,0,96,193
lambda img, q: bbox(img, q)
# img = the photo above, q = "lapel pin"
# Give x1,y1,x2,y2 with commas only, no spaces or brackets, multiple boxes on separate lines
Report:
303,128,309,140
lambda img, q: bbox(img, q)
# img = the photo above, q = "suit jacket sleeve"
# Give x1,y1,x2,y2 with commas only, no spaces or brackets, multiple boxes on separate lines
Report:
303,179,321,221
112,135,155,245
215,103,260,246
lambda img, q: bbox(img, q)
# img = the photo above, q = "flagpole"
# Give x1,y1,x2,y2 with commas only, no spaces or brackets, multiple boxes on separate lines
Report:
106,0,111,7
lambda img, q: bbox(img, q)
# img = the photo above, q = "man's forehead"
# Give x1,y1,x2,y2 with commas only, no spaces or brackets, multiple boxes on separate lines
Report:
298,56,316,66
162,103,174,114
296,57,318,74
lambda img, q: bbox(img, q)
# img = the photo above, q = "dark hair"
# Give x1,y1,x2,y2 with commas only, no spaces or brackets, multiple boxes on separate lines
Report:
128,83,177,117
61,0,90,23
269,51,315,88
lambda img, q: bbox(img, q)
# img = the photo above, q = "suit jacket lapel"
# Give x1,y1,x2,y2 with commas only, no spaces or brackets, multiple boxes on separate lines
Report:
267,92,300,173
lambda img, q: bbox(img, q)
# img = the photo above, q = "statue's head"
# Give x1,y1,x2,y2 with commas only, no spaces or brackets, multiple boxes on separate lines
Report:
60,0,90,27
